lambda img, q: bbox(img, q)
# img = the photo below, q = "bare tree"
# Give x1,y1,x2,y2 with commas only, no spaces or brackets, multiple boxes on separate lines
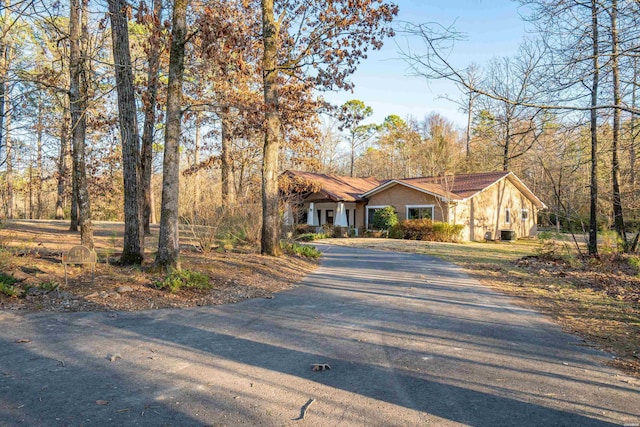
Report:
155,0,188,270
69,0,93,248
140,0,163,234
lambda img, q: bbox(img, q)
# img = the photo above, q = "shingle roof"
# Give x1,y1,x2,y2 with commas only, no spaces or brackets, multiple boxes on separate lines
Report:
284,170,381,202
283,170,545,208
399,171,511,199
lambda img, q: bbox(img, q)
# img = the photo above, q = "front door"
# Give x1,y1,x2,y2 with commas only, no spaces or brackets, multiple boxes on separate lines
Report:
326,210,334,225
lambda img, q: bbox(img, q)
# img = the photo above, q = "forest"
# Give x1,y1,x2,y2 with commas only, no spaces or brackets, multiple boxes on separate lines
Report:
0,0,639,266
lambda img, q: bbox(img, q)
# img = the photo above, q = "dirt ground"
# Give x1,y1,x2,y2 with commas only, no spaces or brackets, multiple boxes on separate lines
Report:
0,220,316,312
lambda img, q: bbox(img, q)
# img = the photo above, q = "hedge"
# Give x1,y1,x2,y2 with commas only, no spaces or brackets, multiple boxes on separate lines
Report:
389,219,463,242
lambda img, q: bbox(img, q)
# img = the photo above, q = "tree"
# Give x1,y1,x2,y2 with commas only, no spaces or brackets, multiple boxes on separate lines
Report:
139,0,164,233
260,0,281,256
418,113,461,177
69,0,93,249
337,99,376,177
109,0,144,264
155,0,188,270
608,0,627,250
398,2,640,256
372,206,398,231
259,0,398,256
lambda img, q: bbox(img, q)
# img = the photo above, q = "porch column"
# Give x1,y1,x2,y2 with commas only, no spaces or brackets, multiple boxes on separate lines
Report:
283,203,294,226
335,202,348,227
307,202,316,226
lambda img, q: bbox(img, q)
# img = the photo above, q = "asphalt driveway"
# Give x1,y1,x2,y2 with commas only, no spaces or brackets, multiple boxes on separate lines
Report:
1,243,638,426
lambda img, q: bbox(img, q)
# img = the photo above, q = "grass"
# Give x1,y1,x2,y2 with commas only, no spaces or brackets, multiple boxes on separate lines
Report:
326,237,640,377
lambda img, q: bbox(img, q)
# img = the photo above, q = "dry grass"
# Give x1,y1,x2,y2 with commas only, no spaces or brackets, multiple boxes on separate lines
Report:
326,237,640,377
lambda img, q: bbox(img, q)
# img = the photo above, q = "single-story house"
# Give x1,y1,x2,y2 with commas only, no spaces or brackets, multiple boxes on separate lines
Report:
280,170,546,241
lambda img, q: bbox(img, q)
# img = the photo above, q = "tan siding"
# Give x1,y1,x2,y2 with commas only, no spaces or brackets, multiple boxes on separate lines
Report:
354,204,365,229
452,201,471,241
469,178,538,240
367,185,445,222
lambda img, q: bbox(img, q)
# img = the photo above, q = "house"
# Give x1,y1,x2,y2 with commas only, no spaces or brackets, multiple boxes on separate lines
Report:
281,170,546,241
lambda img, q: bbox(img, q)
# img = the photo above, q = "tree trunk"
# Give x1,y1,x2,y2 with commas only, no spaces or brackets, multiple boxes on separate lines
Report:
502,115,511,172
36,97,43,219
588,0,599,257
56,105,69,219
140,0,162,234
631,57,637,186
220,106,234,206
0,0,10,219
4,104,12,219
70,168,78,230
109,0,144,264
155,0,188,270
466,90,473,159
69,0,93,248
193,111,201,214
350,135,355,177
260,0,282,256
610,0,626,251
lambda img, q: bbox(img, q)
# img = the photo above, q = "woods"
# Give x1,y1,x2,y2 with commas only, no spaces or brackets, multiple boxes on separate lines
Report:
0,0,639,261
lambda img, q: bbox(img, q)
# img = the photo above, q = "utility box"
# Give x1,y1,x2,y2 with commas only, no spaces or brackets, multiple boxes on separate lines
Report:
484,231,493,241
500,230,516,241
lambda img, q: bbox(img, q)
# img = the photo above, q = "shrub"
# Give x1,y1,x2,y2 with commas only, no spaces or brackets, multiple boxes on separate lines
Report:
432,222,464,242
389,219,463,242
388,224,404,239
372,206,398,230
153,269,212,293
399,219,434,240
0,273,18,297
39,281,60,293
280,241,322,259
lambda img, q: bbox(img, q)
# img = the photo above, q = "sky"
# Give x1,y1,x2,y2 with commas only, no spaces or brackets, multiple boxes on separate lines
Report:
322,0,533,128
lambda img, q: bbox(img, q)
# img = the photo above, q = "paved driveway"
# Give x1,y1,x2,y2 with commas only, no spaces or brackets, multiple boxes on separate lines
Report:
1,244,638,426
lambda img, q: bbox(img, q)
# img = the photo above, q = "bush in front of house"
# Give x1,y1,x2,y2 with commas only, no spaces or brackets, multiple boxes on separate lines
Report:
389,219,463,242
432,222,464,242
372,206,398,230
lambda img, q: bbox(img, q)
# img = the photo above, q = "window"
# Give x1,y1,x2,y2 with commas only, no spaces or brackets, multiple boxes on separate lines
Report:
521,209,529,221
505,208,511,224
406,205,434,220
326,210,334,225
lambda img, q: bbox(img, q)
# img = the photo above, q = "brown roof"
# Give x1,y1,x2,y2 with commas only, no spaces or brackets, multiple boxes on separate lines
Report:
399,171,511,199
284,170,545,208
284,170,381,202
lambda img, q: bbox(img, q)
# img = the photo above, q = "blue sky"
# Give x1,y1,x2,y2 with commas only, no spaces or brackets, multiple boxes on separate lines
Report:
322,0,532,128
